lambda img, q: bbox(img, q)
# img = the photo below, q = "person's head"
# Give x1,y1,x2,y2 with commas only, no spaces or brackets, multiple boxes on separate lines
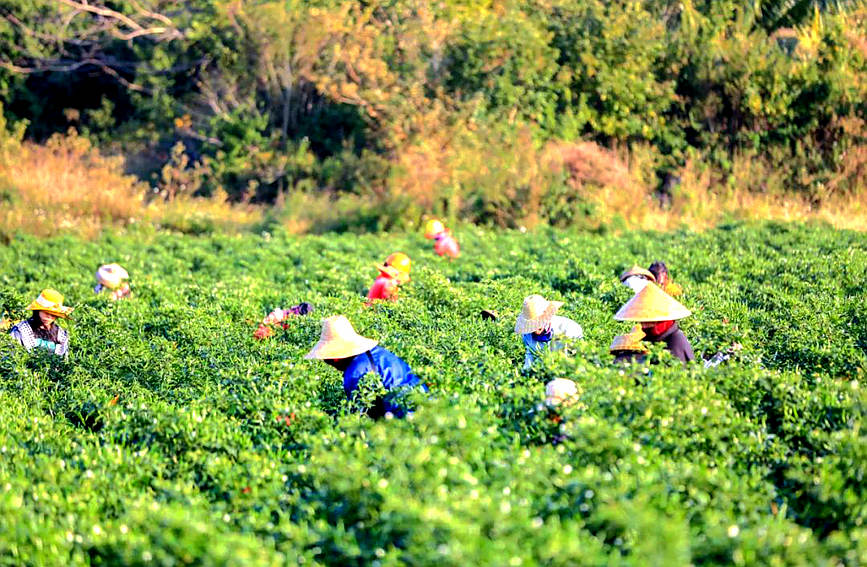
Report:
26,289,74,323
96,264,130,290
305,315,379,364
378,252,412,284
34,310,57,328
648,261,669,287
515,295,564,337
424,219,445,239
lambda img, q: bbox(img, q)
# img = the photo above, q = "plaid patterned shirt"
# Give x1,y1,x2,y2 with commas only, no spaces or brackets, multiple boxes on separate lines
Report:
9,320,69,357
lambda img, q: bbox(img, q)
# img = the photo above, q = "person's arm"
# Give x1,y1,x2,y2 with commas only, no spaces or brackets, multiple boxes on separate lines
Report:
556,317,584,340
56,329,69,357
9,325,26,348
669,331,694,363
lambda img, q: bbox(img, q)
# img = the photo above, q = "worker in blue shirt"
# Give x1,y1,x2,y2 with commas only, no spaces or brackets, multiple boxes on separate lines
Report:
305,315,428,418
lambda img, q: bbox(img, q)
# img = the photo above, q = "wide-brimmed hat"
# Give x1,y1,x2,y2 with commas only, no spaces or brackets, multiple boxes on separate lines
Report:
514,294,564,335
613,283,691,322
305,315,379,360
96,263,130,290
424,219,445,239
609,325,649,353
545,378,579,407
26,289,74,318
619,265,656,282
375,252,411,284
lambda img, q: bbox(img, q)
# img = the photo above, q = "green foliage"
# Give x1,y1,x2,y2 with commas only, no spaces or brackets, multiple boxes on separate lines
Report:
0,222,864,564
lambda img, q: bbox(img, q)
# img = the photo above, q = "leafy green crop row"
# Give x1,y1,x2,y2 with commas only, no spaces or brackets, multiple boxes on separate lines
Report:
0,221,865,565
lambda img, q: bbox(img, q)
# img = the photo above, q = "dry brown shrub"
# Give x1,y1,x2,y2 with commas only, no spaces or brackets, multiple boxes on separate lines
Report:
0,131,145,238
0,130,262,239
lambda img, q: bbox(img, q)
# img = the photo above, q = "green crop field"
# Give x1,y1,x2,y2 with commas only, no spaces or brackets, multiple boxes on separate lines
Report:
0,222,865,566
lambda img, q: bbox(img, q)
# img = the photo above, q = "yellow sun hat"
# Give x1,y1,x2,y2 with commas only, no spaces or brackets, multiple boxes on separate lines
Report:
609,325,649,353
305,315,379,360
514,294,564,335
96,263,130,290
613,282,691,322
26,289,74,318
619,265,656,282
545,378,579,407
375,252,412,284
424,219,445,239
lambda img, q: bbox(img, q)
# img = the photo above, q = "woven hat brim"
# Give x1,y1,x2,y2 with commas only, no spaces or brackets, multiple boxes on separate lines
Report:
514,301,564,335
620,266,656,282
305,336,378,360
26,302,74,319
613,284,691,322
375,264,401,279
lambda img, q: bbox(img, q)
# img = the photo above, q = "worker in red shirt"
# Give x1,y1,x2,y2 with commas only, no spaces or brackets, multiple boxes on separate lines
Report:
367,252,412,304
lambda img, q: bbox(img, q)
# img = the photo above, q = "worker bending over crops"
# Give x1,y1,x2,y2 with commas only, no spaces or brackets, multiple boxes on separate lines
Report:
515,294,583,371
609,325,648,364
648,260,683,297
305,315,428,418
613,284,694,363
94,263,132,300
620,265,656,294
367,252,411,304
9,289,73,357
424,219,460,260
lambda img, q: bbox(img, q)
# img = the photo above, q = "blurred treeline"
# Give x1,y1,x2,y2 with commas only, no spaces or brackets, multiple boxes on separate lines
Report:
1,0,865,230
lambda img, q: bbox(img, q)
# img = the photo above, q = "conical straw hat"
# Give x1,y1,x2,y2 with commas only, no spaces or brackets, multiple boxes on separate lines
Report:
613,282,691,322
514,294,564,335
609,325,649,353
96,263,130,289
619,265,656,282
26,288,74,318
305,315,379,360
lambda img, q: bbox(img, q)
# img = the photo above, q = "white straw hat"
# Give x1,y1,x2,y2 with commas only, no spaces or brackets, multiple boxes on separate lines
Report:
305,315,379,360
514,294,564,335
545,378,578,407
96,263,129,290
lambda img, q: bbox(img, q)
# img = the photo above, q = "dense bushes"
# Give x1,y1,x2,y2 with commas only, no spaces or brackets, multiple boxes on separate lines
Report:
0,0,864,227
0,222,865,564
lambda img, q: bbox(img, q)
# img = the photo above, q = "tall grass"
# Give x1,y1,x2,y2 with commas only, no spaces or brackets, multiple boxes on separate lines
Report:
0,128,263,240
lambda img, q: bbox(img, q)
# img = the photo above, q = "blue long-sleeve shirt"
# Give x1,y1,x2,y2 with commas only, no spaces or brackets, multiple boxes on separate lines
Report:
343,345,427,417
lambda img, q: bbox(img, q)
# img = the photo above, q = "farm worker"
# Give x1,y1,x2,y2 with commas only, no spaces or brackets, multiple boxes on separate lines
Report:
254,302,313,340
620,265,656,294
367,252,411,304
515,294,583,371
613,283,694,363
424,218,460,260
94,263,131,300
9,289,73,357
648,261,683,297
609,325,649,364
545,378,579,407
305,315,428,418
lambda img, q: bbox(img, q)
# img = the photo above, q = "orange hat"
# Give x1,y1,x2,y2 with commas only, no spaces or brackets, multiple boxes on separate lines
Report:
613,283,691,322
